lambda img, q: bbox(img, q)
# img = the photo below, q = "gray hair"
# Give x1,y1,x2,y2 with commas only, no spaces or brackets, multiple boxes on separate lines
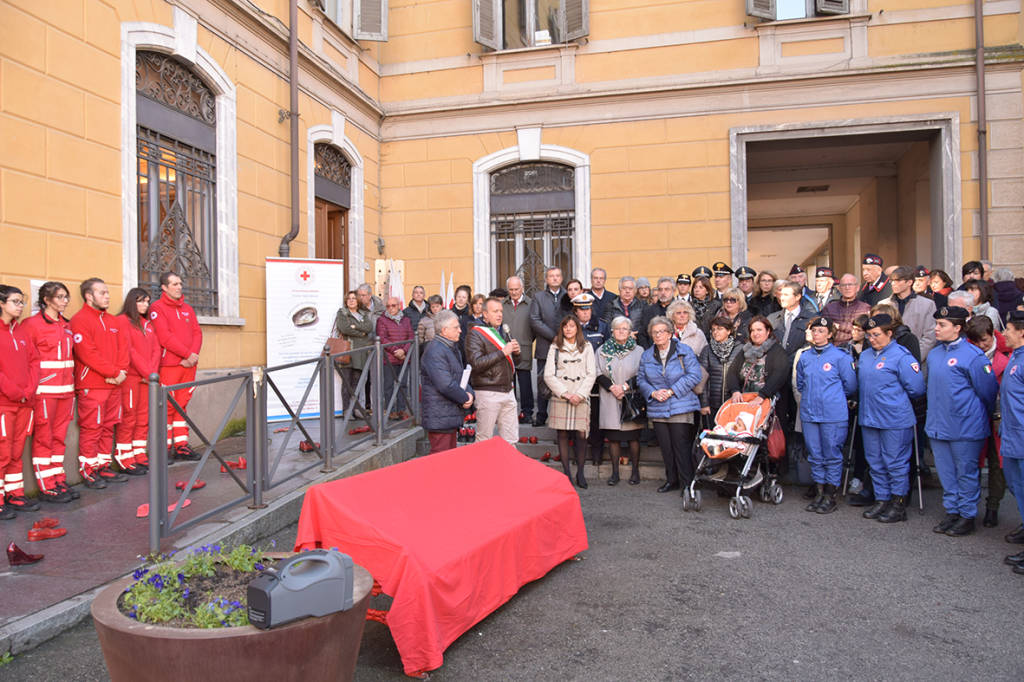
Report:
609,315,632,331
619,276,636,289
356,283,373,294
591,267,607,278
506,275,523,287
666,299,695,320
647,315,672,337
433,309,459,334
993,268,1015,283
947,291,974,309
657,276,675,288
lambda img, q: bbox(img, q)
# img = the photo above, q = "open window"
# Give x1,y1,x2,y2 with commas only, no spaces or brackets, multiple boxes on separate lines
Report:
474,0,588,51
319,0,388,41
747,0,848,21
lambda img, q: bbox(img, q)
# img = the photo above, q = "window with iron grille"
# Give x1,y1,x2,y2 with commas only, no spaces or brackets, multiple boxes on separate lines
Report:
135,51,218,316
489,162,575,296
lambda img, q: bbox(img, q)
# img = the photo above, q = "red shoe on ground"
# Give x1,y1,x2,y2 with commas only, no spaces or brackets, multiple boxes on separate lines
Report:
7,542,43,566
27,527,67,541
32,518,61,530
541,452,552,462
529,436,538,444
175,480,206,491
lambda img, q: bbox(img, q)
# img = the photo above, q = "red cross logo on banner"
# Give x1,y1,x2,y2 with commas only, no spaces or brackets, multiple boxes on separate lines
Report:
300,271,311,281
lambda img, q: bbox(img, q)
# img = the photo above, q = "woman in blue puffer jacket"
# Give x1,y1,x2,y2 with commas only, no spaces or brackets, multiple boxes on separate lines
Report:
638,315,702,494
420,310,474,453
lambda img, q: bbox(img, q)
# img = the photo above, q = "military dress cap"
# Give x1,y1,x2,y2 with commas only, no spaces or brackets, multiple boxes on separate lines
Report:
815,266,834,279
571,292,595,309
735,266,756,279
789,264,805,276
866,314,893,329
712,261,733,276
914,265,930,278
863,253,884,266
692,266,713,279
808,316,831,329
933,305,969,321
676,273,692,285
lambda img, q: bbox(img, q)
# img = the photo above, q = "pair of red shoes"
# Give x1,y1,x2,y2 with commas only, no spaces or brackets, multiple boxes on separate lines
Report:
174,479,206,491
518,436,539,444
539,452,561,462
27,517,67,542
219,457,247,472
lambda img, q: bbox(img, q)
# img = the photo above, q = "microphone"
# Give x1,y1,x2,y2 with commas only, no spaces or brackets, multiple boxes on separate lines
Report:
501,324,514,343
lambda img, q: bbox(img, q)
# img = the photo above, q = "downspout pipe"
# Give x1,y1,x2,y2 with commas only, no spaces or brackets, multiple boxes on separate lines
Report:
975,0,989,259
279,0,300,257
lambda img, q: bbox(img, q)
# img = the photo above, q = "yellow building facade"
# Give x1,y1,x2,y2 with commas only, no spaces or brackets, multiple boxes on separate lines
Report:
2,0,1023,372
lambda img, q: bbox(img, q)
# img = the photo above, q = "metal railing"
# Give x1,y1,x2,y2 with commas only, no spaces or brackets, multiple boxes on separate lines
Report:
146,336,421,553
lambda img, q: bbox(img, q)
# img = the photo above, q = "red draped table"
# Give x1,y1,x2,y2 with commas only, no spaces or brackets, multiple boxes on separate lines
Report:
295,438,589,676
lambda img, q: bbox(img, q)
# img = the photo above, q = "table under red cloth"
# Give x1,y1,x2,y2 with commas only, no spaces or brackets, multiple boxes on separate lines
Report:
294,437,589,675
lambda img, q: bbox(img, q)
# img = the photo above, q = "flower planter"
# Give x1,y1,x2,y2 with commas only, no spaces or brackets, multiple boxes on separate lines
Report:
91,557,373,682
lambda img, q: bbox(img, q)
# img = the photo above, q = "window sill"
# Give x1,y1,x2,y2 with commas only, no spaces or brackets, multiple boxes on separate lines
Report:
479,42,579,61
752,13,872,30
198,316,246,327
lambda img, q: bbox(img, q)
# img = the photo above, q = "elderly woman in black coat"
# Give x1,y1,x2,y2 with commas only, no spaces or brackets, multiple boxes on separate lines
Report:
699,315,744,419
421,310,474,453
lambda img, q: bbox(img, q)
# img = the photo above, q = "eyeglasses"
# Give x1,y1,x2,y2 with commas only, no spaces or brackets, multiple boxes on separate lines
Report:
7,299,25,306
651,328,670,336
722,298,738,303
838,283,858,288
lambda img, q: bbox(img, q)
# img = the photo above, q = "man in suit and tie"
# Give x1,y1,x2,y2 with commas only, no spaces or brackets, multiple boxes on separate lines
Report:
768,281,812,439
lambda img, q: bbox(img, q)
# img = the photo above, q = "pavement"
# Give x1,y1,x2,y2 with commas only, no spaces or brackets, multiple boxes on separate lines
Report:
4,465,1023,680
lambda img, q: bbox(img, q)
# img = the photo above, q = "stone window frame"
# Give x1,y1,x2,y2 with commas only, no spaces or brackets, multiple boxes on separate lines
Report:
473,127,590,293
121,8,242,326
306,112,366,288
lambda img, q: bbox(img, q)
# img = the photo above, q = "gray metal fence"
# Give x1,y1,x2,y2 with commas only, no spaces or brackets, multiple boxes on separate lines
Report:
146,337,421,553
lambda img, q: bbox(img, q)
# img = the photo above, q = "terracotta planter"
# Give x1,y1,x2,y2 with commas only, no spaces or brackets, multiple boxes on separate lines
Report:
91,557,373,682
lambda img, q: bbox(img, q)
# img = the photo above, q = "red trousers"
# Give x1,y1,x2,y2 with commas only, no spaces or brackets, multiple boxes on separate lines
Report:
76,387,121,477
0,404,33,502
160,365,197,449
115,380,148,468
31,395,74,492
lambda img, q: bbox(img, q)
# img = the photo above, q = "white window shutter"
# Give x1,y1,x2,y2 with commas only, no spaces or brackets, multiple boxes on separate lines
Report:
746,0,776,20
562,0,589,42
473,0,502,50
354,0,388,41
815,0,849,14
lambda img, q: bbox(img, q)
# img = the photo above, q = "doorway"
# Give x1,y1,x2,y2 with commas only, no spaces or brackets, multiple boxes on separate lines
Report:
315,198,348,290
731,117,961,278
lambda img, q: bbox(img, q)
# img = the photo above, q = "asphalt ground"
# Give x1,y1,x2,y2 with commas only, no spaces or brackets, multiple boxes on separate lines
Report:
5,479,1024,681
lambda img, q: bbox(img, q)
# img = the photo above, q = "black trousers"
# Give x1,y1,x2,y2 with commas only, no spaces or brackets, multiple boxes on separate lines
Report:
654,421,697,486
535,358,549,419
515,369,534,417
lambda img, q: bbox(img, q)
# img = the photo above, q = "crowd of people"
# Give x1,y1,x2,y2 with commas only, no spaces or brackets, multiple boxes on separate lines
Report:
0,273,203,522
400,257,1024,576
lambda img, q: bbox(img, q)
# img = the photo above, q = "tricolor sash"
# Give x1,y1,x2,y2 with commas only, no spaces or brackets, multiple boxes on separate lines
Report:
474,325,514,369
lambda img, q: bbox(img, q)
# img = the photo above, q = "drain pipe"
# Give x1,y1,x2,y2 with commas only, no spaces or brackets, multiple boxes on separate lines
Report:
975,0,989,259
279,0,300,257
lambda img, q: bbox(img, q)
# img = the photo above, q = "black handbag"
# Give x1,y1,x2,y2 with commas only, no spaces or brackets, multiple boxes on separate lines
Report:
619,377,648,423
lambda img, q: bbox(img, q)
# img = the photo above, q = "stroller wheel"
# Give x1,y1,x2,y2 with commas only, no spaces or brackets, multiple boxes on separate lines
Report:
759,485,772,503
682,489,692,512
739,495,753,519
692,489,702,512
728,497,741,519
770,483,784,505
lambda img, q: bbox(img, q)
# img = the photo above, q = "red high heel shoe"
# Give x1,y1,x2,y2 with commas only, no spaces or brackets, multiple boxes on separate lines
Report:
7,542,43,566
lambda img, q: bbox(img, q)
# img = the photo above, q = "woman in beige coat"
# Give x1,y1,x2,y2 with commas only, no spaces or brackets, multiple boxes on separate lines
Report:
544,315,597,488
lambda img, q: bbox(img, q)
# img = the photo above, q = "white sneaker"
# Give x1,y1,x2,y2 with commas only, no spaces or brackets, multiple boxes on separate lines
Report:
849,477,863,494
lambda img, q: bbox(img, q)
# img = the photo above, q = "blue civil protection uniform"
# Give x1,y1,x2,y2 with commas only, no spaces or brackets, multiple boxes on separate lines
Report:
857,340,926,499
925,337,998,518
1000,346,1024,524
796,343,858,486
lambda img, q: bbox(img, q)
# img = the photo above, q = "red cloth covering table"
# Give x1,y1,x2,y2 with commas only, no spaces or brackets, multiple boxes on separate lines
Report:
294,438,589,676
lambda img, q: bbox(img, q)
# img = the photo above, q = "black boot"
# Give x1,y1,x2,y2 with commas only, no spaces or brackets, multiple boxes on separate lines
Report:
1006,524,1024,544
574,434,588,489
628,441,641,485
983,508,998,528
608,454,620,486
816,484,838,514
933,513,960,534
878,495,907,523
804,484,822,512
945,516,975,536
863,499,889,520
1003,550,1024,566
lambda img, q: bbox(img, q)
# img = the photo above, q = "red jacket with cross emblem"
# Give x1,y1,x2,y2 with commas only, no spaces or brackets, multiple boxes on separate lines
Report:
20,311,74,398
70,305,129,390
148,293,203,367
0,318,40,408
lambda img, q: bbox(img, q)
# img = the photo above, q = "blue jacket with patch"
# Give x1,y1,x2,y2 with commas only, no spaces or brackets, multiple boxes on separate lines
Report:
796,343,858,423
857,340,925,429
925,336,998,441
1000,346,1024,459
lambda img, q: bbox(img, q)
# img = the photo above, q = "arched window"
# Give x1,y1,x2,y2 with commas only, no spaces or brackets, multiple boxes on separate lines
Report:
135,50,218,315
489,162,574,296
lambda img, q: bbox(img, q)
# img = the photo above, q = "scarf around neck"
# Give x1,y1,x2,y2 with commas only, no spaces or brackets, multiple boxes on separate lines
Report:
384,310,404,324
742,336,776,361
600,335,636,361
710,335,736,363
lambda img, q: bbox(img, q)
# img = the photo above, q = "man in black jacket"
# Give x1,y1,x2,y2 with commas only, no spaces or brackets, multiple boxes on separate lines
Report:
529,267,565,426
602,276,646,331
638,277,677,347
588,267,618,322
768,281,812,439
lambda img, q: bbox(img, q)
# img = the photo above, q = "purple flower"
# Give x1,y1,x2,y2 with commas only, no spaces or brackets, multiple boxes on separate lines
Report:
254,563,265,571
183,588,191,598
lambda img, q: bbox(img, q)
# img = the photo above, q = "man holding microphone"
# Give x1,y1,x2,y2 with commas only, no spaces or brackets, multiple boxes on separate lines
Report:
465,297,521,445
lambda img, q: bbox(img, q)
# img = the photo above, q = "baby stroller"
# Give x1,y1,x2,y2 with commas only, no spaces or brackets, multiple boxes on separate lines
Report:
683,393,784,519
